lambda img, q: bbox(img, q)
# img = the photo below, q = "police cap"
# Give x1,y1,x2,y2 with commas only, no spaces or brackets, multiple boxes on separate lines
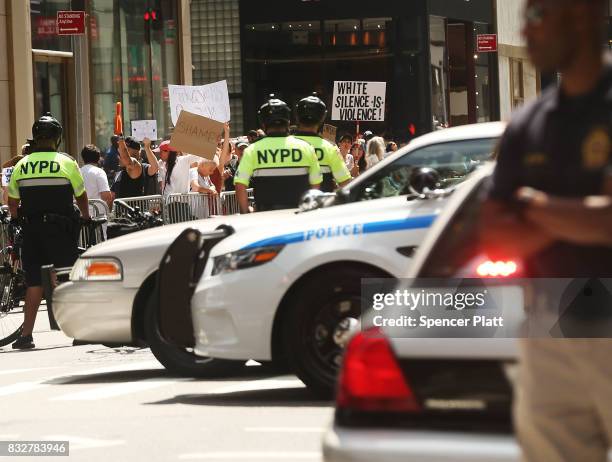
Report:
32,112,62,144
295,93,327,126
258,94,291,127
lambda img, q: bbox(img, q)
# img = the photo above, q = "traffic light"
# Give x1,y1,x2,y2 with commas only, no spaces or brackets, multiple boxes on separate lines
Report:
143,9,159,23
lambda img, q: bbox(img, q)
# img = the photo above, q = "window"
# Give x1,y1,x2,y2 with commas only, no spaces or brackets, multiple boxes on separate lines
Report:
354,138,498,201
510,58,525,109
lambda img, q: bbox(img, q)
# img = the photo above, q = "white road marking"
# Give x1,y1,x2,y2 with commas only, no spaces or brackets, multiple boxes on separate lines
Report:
0,366,63,376
178,451,321,460
44,435,125,451
51,378,180,401
0,382,47,397
210,378,304,395
243,427,324,433
0,361,164,397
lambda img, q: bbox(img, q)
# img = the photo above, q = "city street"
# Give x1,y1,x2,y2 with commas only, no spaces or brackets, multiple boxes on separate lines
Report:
0,311,332,462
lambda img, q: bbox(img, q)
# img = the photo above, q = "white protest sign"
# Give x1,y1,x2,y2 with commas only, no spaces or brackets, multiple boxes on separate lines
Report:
332,81,386,121
131,120,158,141
169,81,231,126
2,168,13,187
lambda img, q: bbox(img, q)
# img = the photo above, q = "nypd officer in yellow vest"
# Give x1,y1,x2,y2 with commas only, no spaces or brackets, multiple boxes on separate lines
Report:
294,94,352,192
235,95,322,213
7,113,90,349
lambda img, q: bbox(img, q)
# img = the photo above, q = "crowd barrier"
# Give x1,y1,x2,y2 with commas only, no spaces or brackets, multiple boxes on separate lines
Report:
112,195,164,219
112,189,254,224
79,199,109,249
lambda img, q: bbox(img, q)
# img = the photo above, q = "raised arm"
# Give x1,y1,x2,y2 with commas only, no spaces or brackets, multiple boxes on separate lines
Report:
143,138,159,176
218,123,231,174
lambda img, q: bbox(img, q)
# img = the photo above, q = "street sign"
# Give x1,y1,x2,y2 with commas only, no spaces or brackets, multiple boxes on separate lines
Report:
57,11,86,36
477,34,497,53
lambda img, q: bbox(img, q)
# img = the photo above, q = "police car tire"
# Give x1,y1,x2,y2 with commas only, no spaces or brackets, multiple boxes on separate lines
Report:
283,266,389,398
144,294,244,378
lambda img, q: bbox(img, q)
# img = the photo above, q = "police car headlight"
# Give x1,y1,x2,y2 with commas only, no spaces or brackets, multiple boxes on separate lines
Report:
70,258,123,281
211,246,285,276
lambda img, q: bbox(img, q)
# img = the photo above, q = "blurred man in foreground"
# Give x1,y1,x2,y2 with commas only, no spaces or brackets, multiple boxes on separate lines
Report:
480,1,612,460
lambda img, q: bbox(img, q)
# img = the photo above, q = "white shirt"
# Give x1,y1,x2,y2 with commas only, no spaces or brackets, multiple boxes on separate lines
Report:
163,154,203,197
80,164,110,200
189,168,216,191
343,153,355,172
366,154,380,170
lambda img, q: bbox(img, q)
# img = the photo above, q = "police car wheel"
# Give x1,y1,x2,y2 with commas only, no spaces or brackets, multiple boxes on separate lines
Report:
284,266,389,398
144,294,243,378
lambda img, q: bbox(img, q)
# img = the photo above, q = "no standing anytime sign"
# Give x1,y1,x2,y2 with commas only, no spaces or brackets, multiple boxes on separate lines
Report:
57,11,86,36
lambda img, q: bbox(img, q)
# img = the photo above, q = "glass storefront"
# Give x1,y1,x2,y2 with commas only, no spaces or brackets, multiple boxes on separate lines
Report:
30,0,72,52
239,0,496,142
90,0,179,150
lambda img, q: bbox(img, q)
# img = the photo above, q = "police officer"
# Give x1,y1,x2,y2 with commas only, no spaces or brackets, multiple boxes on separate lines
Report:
234,95,322,212
7,113,90,349
294,94,352,192
480,0,612,460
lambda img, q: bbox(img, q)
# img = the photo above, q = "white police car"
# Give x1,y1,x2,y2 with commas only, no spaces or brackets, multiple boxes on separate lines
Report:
53,122,504,392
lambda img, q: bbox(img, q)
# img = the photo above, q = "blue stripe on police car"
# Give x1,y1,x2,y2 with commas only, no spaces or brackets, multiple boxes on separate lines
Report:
242,214,437,250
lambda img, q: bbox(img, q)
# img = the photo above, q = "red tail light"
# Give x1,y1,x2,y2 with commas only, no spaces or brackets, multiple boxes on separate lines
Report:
337,328,420,412
476,260,518,278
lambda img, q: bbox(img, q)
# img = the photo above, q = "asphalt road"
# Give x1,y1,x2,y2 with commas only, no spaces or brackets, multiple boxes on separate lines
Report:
0,310,333,462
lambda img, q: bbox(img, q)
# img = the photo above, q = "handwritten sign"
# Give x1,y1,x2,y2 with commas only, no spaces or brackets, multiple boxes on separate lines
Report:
2,168,13,187
131,120,158,141
322,124,337,143
332,81,386,122
169,81,231,126
169,111,224,160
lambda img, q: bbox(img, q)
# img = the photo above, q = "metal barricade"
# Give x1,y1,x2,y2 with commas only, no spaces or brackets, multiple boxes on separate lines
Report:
112,195,164,219
78,199,109,249
220,188,255,215
163,193,222,224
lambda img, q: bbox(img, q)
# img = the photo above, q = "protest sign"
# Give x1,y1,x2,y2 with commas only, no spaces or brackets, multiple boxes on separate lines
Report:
131,120,158,141
322,124,337,143
2,168,13,187
331,81,386,121
169,111,224,160
169,81,231,126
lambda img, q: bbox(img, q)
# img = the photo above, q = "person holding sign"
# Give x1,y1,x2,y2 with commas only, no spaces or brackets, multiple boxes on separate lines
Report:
234,95,322,213
294,94,352,192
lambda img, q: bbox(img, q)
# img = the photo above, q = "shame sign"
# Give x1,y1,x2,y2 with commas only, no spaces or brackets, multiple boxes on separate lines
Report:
257,149,303,164
20,160,61,174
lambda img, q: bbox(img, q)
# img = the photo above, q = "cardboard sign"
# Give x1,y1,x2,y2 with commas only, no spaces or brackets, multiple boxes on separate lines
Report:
131,120,158,141
477,34,497,53
57,11,86,35
169,81,231,126
169,111,223,160
322,124,337,143
2,168,13,187
332,81,386,121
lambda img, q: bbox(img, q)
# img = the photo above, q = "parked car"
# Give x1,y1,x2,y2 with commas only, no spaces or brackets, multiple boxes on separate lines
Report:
53,123,504,390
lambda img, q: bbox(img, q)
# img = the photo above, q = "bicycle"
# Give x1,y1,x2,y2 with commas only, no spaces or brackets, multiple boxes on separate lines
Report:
107,200,164,239
0,209,25,347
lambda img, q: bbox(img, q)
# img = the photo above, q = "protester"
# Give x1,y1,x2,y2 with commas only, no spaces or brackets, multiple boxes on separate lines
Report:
80,144,112,208
338,134,355,173
350,142,366,177
386,141,398,154
190,160,219,195
365,136,385,170
104,135,120,181
111,136,159,199
224,139,248,192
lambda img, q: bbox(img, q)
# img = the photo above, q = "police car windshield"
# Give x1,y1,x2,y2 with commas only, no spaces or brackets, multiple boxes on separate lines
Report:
346,137,498,203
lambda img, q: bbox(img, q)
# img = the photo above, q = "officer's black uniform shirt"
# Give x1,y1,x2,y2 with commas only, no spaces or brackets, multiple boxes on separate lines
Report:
490,64,612,277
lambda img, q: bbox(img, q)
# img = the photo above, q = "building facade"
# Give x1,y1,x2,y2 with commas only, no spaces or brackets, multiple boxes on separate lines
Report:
191,0,500,143
0,0,193,164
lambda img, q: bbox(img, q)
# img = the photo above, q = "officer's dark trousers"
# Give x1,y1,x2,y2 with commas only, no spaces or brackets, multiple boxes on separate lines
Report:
22,222,79,287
